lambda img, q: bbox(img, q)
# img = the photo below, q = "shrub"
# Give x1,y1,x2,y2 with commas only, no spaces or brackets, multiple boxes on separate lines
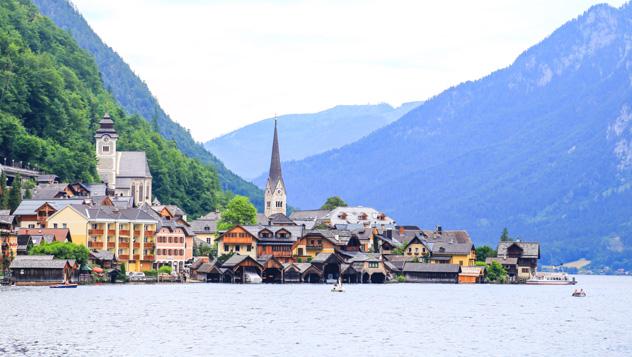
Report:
143,269,158,277
158,265,172,275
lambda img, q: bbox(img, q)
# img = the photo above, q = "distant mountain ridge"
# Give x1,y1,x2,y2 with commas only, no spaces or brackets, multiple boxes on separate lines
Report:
32,0,263,208
205,102,421,179
270,3,632,269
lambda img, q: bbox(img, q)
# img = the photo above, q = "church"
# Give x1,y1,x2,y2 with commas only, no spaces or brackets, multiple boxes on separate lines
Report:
95,113,153,206
264,120,287,217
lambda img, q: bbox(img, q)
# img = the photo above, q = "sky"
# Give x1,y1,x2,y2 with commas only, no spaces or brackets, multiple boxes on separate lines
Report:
72,0,628,141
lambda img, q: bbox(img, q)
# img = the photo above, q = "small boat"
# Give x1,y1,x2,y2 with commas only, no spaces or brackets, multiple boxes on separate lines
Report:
50,283,78,289
526,272,577,285
331,277,344,292
572,289,586,297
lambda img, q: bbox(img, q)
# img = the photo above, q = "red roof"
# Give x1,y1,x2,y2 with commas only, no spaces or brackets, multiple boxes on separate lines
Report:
17,228,71,242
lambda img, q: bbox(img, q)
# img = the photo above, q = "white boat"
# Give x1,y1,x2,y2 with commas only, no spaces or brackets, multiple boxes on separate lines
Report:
244,271,262,284
331,277,344,292
526,272,577,285
572,289,586,297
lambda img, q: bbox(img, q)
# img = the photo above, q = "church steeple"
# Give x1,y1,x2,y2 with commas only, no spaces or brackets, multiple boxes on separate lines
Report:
264,119,287,217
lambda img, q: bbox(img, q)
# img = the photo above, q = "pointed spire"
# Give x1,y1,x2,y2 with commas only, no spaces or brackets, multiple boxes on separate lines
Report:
95,112,118,138
268,118,282,187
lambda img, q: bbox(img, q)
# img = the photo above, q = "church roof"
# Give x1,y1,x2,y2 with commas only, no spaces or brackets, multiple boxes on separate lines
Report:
94,113,118,138
266,120,284,189
117,152,152,178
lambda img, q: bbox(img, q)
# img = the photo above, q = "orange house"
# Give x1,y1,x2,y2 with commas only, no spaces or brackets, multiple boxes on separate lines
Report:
217,225,258,258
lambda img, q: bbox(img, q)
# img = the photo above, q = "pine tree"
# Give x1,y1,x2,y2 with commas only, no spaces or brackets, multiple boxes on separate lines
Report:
7,175,22,212
500,227,512,242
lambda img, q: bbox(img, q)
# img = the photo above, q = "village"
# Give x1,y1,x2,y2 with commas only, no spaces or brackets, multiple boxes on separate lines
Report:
0,114,543,286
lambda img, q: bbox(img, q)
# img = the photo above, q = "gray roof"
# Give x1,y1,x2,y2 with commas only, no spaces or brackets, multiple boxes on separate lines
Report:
417,229,474,256
486,257,518,265
311,252,342,264
304,229,354,245
116,177,133,189
239,225,304,242
117,151,152,178
266,213,296,225
86,184,107,196
289,210,330,220
36,175,58,183
497,241,540,259
0,212,14,225
31,183,68,199
190,219,218,234
12,199,85,216
402,262,461,274
90,250,115,261
67,205,157,222
10,257,74,269
294,263,319,274
222,254,251,268
94,113,118,138
266,120,284,190
427,242,473,256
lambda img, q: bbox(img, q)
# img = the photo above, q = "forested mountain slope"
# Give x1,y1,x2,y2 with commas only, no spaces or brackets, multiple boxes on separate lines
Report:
274,4,632,269
32,0,263,208
0,0,221,217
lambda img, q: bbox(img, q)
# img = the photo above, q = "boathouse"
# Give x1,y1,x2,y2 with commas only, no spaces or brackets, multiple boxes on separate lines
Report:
9,255,78,286
402,262,460,283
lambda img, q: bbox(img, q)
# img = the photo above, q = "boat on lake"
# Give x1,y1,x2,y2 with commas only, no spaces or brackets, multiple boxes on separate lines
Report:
572,289,586,297
331,277,344,292
526,272,577,285
50,283,78,289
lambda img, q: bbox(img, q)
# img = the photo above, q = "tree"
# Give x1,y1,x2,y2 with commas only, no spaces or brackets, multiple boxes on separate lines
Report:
7,174,22,212
485,261,507,283
500,227,512,242
216,252,234,265
320,196,348,211
29,241,90,265
158,265,172,275
217,195,257,230
0,172,7,209
476,245,497,262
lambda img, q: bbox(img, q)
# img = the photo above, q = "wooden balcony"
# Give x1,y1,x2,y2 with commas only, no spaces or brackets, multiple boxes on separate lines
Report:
224,236,253,244
108,230,116,236
133,231,141,237
119,242,129,248
88,229,104,235
118,254,129,260
133,255,140,260
272,251,293,258
119,230,130,236
144,242,155,249
144,255,155,261
306,245,323,251
133,242,141,249
107,242,115,249
145,231,155,237
88,241,103,249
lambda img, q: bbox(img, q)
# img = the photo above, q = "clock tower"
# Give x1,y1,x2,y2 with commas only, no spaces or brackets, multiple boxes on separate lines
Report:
95,113,119,188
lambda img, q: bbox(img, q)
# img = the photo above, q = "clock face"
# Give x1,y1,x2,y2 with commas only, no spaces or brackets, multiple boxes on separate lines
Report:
103,136,110,142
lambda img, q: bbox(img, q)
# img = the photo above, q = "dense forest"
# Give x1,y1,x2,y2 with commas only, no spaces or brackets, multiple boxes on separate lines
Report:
31,0,263,209
0,0,222,217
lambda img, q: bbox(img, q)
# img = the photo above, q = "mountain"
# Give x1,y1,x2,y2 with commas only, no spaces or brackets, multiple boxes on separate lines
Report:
270,3,632,269
0,0,221,217
205,102,421,180
31,0,263,208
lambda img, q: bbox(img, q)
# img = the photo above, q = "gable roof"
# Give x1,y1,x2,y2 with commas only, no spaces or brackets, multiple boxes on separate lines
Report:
486,257,518,265
117,151,152,178
90,250,115,261
289,209,330,220
12,199,85,216
266,213,296,225
17,228,71,242
221,254,262,269
10,256,75,269
497,241,540,259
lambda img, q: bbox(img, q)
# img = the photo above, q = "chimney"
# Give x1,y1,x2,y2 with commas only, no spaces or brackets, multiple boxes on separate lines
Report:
436,225,443,235
399,226,405,235
268,218,272,226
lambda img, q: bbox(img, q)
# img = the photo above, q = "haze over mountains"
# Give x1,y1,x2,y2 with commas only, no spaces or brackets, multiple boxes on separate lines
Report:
258,3,632,268
206,102,421,179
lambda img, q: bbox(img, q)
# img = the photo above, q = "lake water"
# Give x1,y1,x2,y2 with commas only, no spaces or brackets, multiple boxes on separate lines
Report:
1,275,630,356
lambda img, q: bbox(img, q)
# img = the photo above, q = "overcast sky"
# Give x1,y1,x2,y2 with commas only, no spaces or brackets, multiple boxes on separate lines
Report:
72,0,627,141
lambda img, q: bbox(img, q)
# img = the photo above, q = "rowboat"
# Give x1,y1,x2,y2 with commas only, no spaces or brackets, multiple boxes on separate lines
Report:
50,283,78,288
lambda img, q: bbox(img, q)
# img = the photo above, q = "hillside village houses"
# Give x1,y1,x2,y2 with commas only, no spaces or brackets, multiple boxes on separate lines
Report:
1,114,541,285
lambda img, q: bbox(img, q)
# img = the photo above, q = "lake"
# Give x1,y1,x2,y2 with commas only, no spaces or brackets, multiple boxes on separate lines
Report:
1,275,630,356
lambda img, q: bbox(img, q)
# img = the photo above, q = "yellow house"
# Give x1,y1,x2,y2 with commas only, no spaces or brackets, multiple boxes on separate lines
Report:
422,229,477,267
216,226,258,259
403,236,430,259
47,205,158,272
190,212,221,246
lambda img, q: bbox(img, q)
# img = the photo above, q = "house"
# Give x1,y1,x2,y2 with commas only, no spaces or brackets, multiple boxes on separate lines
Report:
257,255,285,283
196,262,223,283
190,211,221,245
31,182,91,200
323,206,395,228
9,255,78,286
89,250,116,269
141,204,194,272
403,236,430,259
344,252,387,283
17,228,71,243
0,209,15,232
12,199,85,228
402,262,461,283
282,263,302,283
253,225,302,263
392,225,423,246
311,252,344,282
458,266,485,283
496,241,540,281
216,225,258,258
45,205,158,272
485,257,519,280
421,228,477,266
292,229,356,259
95,113,152,206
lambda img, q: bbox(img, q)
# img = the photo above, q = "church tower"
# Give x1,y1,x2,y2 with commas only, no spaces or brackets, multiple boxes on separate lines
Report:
264,120,287,217
95,113,119,188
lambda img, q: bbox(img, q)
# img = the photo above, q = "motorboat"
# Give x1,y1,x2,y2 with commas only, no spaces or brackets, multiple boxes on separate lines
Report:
526,272,577,285
244,271,262,284
331,278,344,292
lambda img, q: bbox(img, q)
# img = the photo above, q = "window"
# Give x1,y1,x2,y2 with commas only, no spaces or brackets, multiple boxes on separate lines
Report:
266,201,271,208
92,224,98,229
28,224,35,228
180,249,184,256
369,262,379,268
521,268,530,273
247,245,252,252
276,201,283,208
53,223,58,228
204,226,210,231
224,245,229,252
206,238,211,244
235,245,240,252
103,145,110,152
168,237,172,243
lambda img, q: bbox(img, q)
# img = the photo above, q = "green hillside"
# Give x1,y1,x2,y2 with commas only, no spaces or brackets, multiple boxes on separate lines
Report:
31,0,263,209
0,0,220,217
